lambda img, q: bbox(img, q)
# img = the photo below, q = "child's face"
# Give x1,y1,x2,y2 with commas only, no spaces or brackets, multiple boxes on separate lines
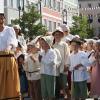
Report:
53,32,63,42
71,42,79,51
95,43,100,52
39,39,50,51
18,57,24,64
27,45,33,53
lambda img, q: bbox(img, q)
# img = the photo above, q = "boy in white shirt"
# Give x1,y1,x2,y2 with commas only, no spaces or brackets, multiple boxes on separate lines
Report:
24,43,42,100
69,38,90,100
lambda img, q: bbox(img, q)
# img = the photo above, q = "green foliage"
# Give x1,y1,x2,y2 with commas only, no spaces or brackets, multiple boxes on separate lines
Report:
12,4,47,38
70,16,94,38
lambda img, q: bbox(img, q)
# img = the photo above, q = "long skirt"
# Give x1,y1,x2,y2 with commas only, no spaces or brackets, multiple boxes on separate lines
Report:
0,51,20,100
41,74,55,99
90,63,100,97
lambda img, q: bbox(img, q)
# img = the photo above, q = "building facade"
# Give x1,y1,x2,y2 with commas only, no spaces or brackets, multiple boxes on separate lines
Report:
3,0,79,32
4,0,28,25
41,0,63,32
79,0,100,36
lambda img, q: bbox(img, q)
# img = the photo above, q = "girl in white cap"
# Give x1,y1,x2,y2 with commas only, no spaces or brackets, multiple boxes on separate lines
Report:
39,36,61,100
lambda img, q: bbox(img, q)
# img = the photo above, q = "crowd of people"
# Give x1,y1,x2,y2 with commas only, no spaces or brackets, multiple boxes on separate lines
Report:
0,13,100,100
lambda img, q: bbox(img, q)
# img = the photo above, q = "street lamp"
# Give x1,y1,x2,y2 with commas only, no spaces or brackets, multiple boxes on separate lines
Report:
18,0,21,20
63,9,67,24
18,0,24,22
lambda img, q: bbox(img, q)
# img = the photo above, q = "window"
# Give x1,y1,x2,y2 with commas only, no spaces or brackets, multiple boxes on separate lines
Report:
9,0,13,7
79,4,81,8
53,0,56,10
88,3,92,8
44,19,47,26
88,14,93,23
47,0,51,8
98,27,100,33
53,22,56,31
49,0,52,8
43,0,47,6
97,14,100,19
97,14,100,23
58,23,60,27
98,3,100,7
88,14,93,19
79,14,82,17
48,21,52,32
46,0,52,8
57,2,60,12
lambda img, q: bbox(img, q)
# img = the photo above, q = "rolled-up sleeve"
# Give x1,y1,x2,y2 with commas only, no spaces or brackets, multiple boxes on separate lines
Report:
7,27,18,48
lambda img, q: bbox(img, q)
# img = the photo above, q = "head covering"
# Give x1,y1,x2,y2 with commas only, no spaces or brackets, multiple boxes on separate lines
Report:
70,38,83,45
41,36,54,47
52,27,64,37
13,25,21,30
31,35,43,43
64,37,71,42
96,39,100,43
74,35,80,39
60,24,70,32
27,41,36,47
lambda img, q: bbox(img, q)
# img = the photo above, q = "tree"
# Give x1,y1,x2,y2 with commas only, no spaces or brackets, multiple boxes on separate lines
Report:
12,4,47,38
70,16,94,38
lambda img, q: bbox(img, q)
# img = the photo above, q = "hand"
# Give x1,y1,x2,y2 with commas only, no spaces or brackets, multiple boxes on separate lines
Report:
64,65,69,72
30,56,36,62
74,64,82,70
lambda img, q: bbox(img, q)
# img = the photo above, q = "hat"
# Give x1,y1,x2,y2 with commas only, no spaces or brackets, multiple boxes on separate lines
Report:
13,25,21,30
65,37,71,42
74,35,80,39
52,27,64,37
41,36,54,47
70,38,83,45
60,24,70,32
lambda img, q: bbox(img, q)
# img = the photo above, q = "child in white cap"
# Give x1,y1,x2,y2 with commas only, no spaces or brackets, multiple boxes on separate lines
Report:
39,36,61,100
24,42,42,100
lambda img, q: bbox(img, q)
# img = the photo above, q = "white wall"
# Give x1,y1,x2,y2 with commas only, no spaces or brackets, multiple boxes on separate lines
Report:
0,0,4,13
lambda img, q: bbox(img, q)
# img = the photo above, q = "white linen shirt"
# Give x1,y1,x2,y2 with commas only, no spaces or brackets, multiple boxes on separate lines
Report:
40,48,58,76
17,35,27,52
53,41,70,73
24,53,40,80
0,26,17,51
69,51,90,82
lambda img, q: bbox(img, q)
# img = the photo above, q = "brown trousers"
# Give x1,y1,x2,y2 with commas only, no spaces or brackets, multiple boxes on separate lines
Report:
28,80,42,100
